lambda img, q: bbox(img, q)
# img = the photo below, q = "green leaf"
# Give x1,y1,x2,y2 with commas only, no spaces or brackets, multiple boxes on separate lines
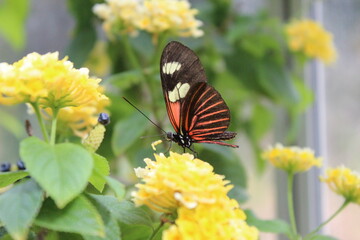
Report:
89,195,153,228
112,113,149,156
258,61,299,105
0,0,29,49
292,76,314,114
245,209,291,235
0,180,43,240
89,153,110,193
107,70,144,90
199,144,247,188
35,195,105,237
0,171,29,188
65,0,96,67
250,104,274,141
119,223,152,240
310,235,338,240
106,176,126,200
20,137,93,208
85,195,121,240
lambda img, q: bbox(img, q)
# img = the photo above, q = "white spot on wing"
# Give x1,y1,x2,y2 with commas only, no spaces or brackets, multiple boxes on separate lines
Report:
162,62,181,75
168,82,190,102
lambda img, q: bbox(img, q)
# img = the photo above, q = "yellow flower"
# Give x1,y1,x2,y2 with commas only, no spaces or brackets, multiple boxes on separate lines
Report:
320,166,360,205
93,0,141,36
0,62,47,105
138,0,203,38
285,19,337,63
0,52,108,109
54,96,109,138
163,203,259,240
132,152,233,213
262,143,322,174
93,0,203,39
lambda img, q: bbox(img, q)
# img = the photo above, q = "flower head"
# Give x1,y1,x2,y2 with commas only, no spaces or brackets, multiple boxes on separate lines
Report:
93,0,203,39
0,52,108,109
0,52,110,137
163,203,259,240
320,166,360,205
285,19,336,63
52,94,110,138
262,143,322,174
138,0,203,38
133,151,259,239
132,151,232,212
93,0,141,36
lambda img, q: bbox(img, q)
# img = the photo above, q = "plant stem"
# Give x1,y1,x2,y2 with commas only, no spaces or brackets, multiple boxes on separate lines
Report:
305,200,350,239
147,222,164,240
32,102,49,142
50,108,59,145
287,172,298,238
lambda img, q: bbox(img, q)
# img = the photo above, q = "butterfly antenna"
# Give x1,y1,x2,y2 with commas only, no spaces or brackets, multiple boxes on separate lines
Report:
122,97,167,135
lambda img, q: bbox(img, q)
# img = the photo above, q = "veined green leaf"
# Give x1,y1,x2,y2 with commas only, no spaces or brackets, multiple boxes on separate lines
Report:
35,195,105,237
0,180,43,240
245,209,291,235
0,171,29,188
20,137,93,208
89,153,110,193
88,195,153,228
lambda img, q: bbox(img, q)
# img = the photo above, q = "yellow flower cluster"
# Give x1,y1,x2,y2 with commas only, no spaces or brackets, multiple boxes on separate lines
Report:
262,143,322,174
93,0,203,39
0,52,110,137
132,151,258,240
163,203,259,240
285,19,336,63
321,166,360,205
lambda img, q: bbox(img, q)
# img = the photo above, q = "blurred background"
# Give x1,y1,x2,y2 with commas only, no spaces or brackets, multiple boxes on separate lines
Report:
0,0,359,239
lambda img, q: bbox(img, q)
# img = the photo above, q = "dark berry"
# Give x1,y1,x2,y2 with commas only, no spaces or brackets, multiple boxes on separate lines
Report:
98,113,110,125
0,163,11,172
17,160,26,170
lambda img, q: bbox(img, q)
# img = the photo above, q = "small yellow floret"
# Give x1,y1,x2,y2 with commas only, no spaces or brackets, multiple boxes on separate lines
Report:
320,166,360,205
262,143,322,174
93,0,203,39
285,19,337,63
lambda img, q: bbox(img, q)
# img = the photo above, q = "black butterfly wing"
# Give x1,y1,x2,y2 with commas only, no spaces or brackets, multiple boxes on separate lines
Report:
160,41,238,148
160,41,207,134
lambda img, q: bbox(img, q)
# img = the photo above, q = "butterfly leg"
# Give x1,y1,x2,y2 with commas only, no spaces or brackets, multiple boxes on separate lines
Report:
188,145,198,158
164,140,173,154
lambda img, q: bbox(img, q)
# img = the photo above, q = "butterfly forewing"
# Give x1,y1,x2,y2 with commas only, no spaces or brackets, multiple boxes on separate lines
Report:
160,41,207,134
160,41,238,148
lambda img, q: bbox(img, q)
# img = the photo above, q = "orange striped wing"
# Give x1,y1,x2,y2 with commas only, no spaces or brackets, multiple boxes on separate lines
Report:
182,82,238,147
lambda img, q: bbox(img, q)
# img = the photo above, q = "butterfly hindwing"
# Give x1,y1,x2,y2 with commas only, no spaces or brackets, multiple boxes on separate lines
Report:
160,41,238,148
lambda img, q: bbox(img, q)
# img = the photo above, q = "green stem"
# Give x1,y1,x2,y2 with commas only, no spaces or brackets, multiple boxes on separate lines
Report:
50,108,59,145
31,102,49,142
287,172,298,238
147,222,164,240
305,200,350,239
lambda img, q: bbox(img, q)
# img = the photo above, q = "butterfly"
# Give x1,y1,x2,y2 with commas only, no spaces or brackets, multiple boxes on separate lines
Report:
160,41,239,151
